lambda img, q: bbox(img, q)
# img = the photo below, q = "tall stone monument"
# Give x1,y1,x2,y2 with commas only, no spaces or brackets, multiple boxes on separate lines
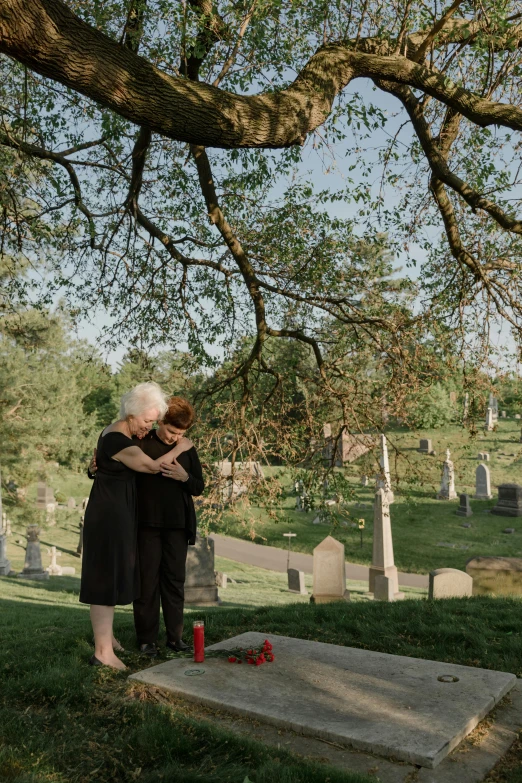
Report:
36,482,55,510
484,407,494,432
17,526,49,580
311,536,350,604
376,434,394,503
436,449,457,500
475,464,493,500
489,393,499,422
462,392,469,423
0,470,11,576
369,489,404,600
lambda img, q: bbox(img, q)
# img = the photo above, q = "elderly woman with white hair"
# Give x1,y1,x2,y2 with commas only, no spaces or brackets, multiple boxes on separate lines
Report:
80,382,192,670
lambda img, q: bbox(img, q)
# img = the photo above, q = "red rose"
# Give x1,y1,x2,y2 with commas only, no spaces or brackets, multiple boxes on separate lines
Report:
236,659,242,664
247,658,255,665
247,649,253,655
258,653,265,663
266,653,274,662
255,658,263,666
228,656,237,663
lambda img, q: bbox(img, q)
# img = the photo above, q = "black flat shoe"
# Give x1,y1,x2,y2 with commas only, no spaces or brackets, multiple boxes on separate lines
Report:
139,643,159,657
89,655,104,666
166,639,192,653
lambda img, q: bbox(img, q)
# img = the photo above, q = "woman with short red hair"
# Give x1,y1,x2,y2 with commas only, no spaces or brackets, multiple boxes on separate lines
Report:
133,396,204,655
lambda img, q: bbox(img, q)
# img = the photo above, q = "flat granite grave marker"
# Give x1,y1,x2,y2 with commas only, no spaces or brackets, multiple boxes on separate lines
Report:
491,483,522,517
130,631,516,769
475,464,492,500
429,568,473,599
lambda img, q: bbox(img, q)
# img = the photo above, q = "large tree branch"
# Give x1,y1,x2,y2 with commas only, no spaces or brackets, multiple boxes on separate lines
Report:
2,0,522,150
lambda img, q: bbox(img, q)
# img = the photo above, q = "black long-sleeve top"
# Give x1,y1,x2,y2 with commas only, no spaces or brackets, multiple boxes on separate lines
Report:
135,431,204,536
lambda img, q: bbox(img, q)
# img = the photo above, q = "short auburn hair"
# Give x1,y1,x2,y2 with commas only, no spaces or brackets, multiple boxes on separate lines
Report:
163,396,195,429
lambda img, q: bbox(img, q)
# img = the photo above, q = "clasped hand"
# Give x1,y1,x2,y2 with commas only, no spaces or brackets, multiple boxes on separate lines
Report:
161,457,189,482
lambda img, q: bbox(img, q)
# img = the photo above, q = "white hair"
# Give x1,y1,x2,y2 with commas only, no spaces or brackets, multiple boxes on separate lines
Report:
119,382,168,420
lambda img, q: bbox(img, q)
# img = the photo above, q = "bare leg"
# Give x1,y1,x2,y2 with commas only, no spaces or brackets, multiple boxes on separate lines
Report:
112,635,124,652
90,605,126,669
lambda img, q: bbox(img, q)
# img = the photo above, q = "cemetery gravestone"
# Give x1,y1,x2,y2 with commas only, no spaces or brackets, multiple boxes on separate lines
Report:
436,449,457,500
475,464,493,500
466,556,522,596
215,571,227,588
287,568,307,595
0,475,11,576
502,410,507,418
36,482,54,510
484,407,494,431
376,434,394,503
17,526,49,580
67,497,76,509
418,438,432,454
429,568,473,599
46,546,62,575
75,519,84,557
185,535,220,605
311,536,350,604
456,494,472,517
360,475,368,486
462,391,469,422
477,451,490,461
374,574,394,601
516,414,521,420
369,489,404,600
491,484,522,517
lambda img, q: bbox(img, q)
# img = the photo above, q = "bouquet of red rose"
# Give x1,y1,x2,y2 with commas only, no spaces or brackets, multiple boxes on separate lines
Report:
227,639,274,666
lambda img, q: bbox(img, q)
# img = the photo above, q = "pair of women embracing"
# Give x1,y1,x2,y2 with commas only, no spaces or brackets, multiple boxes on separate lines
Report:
79,382,204,670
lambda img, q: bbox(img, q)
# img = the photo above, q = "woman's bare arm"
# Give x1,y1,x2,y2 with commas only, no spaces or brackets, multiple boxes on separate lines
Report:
112,437,194,473
160,436,194,466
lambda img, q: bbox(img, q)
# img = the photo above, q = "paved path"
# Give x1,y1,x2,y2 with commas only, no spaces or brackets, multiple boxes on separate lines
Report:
210,534,429,589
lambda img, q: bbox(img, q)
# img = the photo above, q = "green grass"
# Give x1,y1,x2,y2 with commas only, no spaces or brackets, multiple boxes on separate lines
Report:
0,576,521,782
217,419,522,574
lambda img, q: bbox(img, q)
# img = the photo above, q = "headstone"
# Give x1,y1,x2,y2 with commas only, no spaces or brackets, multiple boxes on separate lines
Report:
67,497,76,509
323,423,332,440
46,502,56,526
503,528,516,534
311,536,350,604
456,494,472,517
36,482,54,509
475,463,492,500
484,407,494,431
215,571,227,588
466,556,522,596
360,475,369,486
436,449,457,500
46,546,75,576
81,497,89,510
491,484,522,517
374,574,394,601
5,519,11,537
418,438,432,454
376,434,394,503
0,471,11,575
501,410,507,418
462,392,469,422
477,451,490,461
515,414,521,420
185,535,220,605
288,568,307,595
17,526,49,580
369,489,404,600
429,568,473,599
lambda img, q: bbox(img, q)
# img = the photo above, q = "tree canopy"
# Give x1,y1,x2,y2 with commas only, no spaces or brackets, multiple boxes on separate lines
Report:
0,0,521,431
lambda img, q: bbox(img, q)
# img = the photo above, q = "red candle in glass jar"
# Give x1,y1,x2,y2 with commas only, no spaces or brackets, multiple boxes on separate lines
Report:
193,621,205,662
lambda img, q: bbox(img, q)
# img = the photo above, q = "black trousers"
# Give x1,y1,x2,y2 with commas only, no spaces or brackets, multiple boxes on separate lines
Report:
133,526,188,645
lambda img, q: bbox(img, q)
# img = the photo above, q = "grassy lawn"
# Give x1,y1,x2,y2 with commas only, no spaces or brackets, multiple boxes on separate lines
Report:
217,419,522,574
0,575,521,782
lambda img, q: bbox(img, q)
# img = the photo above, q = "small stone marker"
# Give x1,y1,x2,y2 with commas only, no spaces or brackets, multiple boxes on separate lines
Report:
17,526,49,580
46,546,62,575
466,556,522,596
360,475,368,486
474,464,492,500
185,535,220,605
436,449,457,500
75,519,84,557
477,451,490,461
502,410,507,418
491,483,522,517
369,489,404,600
418,438,432,454
283,531,296,570
311,536,350,604
515,414,521,420
214,571,227,588
456,494,472,517
67,497,76,509
81,497,89,510
287,568,307,595
429,568,473,599
374,574,394,601
503,528,516,534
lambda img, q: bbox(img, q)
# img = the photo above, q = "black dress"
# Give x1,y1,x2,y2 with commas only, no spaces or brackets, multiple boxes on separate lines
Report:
79,431,139,606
